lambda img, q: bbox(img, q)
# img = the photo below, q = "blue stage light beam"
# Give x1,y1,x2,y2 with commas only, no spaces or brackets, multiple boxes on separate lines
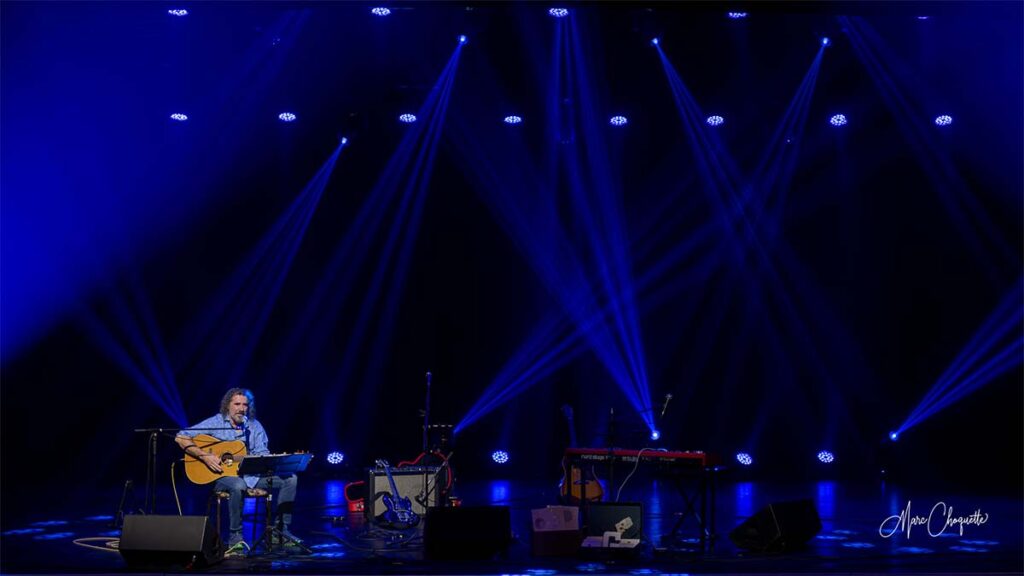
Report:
448,39,728,431
564,16,655,430
897,281,1024,435
77,279,188,426
295,42,464,450
270,53,464,387
914,281,1022,416
362,44,463,388
174,141,346,392
741,43,825,238
841,15,1015,282
446,20,657,433
656,40,879,459
456,243,724,434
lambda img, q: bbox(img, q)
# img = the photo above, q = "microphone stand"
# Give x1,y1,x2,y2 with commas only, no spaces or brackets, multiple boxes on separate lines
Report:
133,425,245,514
607,408,616,500
133,427,180,514
421,371,432,511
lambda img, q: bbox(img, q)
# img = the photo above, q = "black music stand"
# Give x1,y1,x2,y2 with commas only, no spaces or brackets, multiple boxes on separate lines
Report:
238,453,313,554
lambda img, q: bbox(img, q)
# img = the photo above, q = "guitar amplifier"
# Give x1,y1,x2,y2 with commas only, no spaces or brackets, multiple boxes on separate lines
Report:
367,466,441,517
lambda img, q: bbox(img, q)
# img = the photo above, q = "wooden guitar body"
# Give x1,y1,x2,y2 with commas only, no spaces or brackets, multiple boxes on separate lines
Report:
183,434,247,485
559,464,605,504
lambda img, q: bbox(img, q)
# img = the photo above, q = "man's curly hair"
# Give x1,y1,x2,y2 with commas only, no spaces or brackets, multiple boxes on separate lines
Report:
219,388,256,418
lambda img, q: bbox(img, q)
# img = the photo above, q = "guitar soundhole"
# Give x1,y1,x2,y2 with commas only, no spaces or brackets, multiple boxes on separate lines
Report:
222,453,235,466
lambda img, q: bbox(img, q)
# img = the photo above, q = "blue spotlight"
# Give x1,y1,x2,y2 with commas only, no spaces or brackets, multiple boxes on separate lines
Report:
736,452,753,466
916,15,930,20
821,37,830,47
169,113,188,122
371,7,391,16
548,8,569,18
398,113,417,123
326,451,345,465
888,431,899,442
458,34,467,44
609,115,628,126
651,37,660,46
491,450,510,464
817,450,835,463
167,9,188,17
727,12,748,19
706,115,725,126
650,430,660,441
829,114,847,127
340,137,349,145
278,112,297,122
504,115,523,125
934,114,953,126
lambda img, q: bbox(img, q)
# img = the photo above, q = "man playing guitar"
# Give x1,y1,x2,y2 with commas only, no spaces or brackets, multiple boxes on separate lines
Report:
176,388,301,556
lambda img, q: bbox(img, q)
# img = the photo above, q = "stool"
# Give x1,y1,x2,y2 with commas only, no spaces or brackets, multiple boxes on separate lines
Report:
208,488,270,546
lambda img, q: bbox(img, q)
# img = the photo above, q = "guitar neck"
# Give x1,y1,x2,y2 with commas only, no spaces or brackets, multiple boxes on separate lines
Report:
385,468,402,498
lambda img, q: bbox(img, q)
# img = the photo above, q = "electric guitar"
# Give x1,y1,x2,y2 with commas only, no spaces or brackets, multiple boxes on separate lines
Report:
183,434,247,485
375,459,420,528
559,405,605,503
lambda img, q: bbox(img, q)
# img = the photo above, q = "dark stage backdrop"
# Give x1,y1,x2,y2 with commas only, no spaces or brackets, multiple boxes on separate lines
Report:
2,2,1021,517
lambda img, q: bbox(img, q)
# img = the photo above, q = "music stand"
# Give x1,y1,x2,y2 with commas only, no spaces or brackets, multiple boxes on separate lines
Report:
238,454,314,554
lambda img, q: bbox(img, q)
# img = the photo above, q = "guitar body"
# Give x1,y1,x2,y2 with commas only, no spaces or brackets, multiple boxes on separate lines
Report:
559,464,605,504
183,434,247,485
375,459,420,528
380,493,420,528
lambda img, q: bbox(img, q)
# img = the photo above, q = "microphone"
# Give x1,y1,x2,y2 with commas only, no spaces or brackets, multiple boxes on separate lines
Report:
660,393,673,418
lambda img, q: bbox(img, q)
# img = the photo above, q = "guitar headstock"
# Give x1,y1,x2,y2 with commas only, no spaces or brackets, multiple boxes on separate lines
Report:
561,404,574,421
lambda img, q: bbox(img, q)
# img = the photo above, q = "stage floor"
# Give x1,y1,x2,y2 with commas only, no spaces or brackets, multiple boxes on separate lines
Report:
2,477,1021,574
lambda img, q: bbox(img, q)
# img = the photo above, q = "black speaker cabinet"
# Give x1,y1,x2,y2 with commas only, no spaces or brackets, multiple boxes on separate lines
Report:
424,506,511,560
729,499,821,552
367,466,441,518
119,515,222,568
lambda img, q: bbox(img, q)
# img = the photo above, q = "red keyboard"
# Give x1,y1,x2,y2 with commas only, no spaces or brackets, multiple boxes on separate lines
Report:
564,447,711,468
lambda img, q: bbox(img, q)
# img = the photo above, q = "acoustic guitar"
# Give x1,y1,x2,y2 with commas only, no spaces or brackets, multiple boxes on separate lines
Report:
559,405,605,503
183,434,247,485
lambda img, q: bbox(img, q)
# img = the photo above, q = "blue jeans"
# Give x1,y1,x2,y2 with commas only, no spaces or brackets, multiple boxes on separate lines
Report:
214,475,298,535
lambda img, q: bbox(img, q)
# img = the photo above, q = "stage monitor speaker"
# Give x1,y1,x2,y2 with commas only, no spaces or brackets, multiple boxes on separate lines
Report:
368,466,440,518
424,506,511,560
119,515,222,568
729,499,821,552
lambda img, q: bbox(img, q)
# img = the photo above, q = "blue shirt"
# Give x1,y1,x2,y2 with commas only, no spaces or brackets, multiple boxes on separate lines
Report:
179,414,270,488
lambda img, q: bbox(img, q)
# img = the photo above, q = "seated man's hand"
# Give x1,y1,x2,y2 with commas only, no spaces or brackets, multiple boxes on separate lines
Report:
200,453,223,473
